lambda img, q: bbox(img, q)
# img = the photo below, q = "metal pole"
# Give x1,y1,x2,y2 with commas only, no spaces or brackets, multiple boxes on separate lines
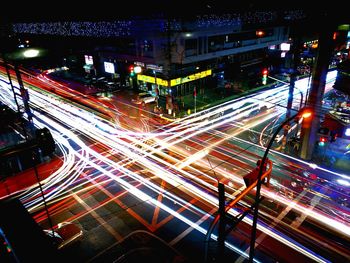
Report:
282,38,300,152
2,60,29,139
268,75,303,110
248,112,300,262
218,183,226,259
204,159,272,262
299,91,303,110
194,87,197,113
3,61,21,112
195,96,196,113
14,63,33,123
2,54,54,237
154,70,159,108
32,160,55,238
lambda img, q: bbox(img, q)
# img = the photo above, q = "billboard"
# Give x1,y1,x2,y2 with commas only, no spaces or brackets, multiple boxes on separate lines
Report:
280,43,291,51
84,55,93,65
104,62,115,74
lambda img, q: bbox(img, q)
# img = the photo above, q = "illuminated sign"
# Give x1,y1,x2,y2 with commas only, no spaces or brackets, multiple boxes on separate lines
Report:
345,128,350,136
137,69,212,87
170,69,212,86
137,74,168,86
137,74,155,83
134,61,145,67
146,64,163,72
134,66,142,74
84,55,94,65
280,43,290,51
104,62,115,74
157,79,169,86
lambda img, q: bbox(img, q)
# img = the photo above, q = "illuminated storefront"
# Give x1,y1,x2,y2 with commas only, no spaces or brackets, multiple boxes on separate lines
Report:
136,69,212,97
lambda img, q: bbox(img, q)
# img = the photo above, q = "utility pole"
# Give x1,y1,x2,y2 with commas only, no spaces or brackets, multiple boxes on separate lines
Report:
14,63,33,123
1,57,33,137
300,22,335,160
282,36,301,152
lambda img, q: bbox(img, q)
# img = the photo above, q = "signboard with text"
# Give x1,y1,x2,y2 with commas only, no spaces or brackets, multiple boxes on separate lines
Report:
84,55,94,65
104,62,115,74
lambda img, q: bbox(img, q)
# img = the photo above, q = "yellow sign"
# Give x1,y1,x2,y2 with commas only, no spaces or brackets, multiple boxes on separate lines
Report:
170,78,182,86
137,74,156,84
170,69,212,86
157,78,168,86
137,69,212,87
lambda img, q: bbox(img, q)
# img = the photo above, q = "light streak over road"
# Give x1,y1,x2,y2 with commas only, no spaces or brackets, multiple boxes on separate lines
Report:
0,68,347,262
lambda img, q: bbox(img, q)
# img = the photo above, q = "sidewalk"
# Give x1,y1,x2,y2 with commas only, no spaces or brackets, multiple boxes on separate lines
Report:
174,81,277,118
0,156,63,200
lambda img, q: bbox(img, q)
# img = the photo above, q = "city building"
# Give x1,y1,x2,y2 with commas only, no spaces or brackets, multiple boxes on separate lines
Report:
94,15,290,101
10,10,303,111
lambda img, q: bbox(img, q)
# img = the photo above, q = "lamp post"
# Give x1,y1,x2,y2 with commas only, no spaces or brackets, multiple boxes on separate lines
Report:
153,70,159,107
1,47,55,236
248,108,312,262
2,48,46,134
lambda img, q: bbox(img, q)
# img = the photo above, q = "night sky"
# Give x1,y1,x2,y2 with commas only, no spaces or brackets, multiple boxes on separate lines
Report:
1,1,339,23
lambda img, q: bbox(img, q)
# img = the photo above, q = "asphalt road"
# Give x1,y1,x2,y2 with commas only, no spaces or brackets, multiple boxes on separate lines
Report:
0,67,349,262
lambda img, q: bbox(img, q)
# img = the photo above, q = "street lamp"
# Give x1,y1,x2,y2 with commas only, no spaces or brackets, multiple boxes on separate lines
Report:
2,47,46,132
4,47,46,61
1,47,55,237
248,107,312,262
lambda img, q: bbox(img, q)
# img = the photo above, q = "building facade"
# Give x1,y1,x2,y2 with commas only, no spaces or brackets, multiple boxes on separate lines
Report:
11,11,296,103
94,17,289,101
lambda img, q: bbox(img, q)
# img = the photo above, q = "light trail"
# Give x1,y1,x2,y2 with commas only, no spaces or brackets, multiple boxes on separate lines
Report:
0,69,346,262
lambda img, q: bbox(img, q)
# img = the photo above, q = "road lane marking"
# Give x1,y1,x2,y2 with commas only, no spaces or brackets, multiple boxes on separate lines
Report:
235,189,308,263
73,193,123,240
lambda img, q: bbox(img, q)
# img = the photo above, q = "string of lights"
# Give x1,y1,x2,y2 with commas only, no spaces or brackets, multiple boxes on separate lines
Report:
11,10,306,37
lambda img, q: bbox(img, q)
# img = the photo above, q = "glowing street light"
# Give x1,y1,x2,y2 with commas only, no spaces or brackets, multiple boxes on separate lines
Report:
4,47,45,61
1,46,55,237
23,48,40,58
2,47,46,123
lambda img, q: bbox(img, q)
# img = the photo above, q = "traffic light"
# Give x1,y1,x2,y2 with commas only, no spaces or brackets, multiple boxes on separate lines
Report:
129,65,135,76
318,136,328,146
262,68,268,85
35,127,56,156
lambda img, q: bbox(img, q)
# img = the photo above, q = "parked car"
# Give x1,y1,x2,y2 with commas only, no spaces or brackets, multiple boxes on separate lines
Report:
132,92,156,105
44,222,83,250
